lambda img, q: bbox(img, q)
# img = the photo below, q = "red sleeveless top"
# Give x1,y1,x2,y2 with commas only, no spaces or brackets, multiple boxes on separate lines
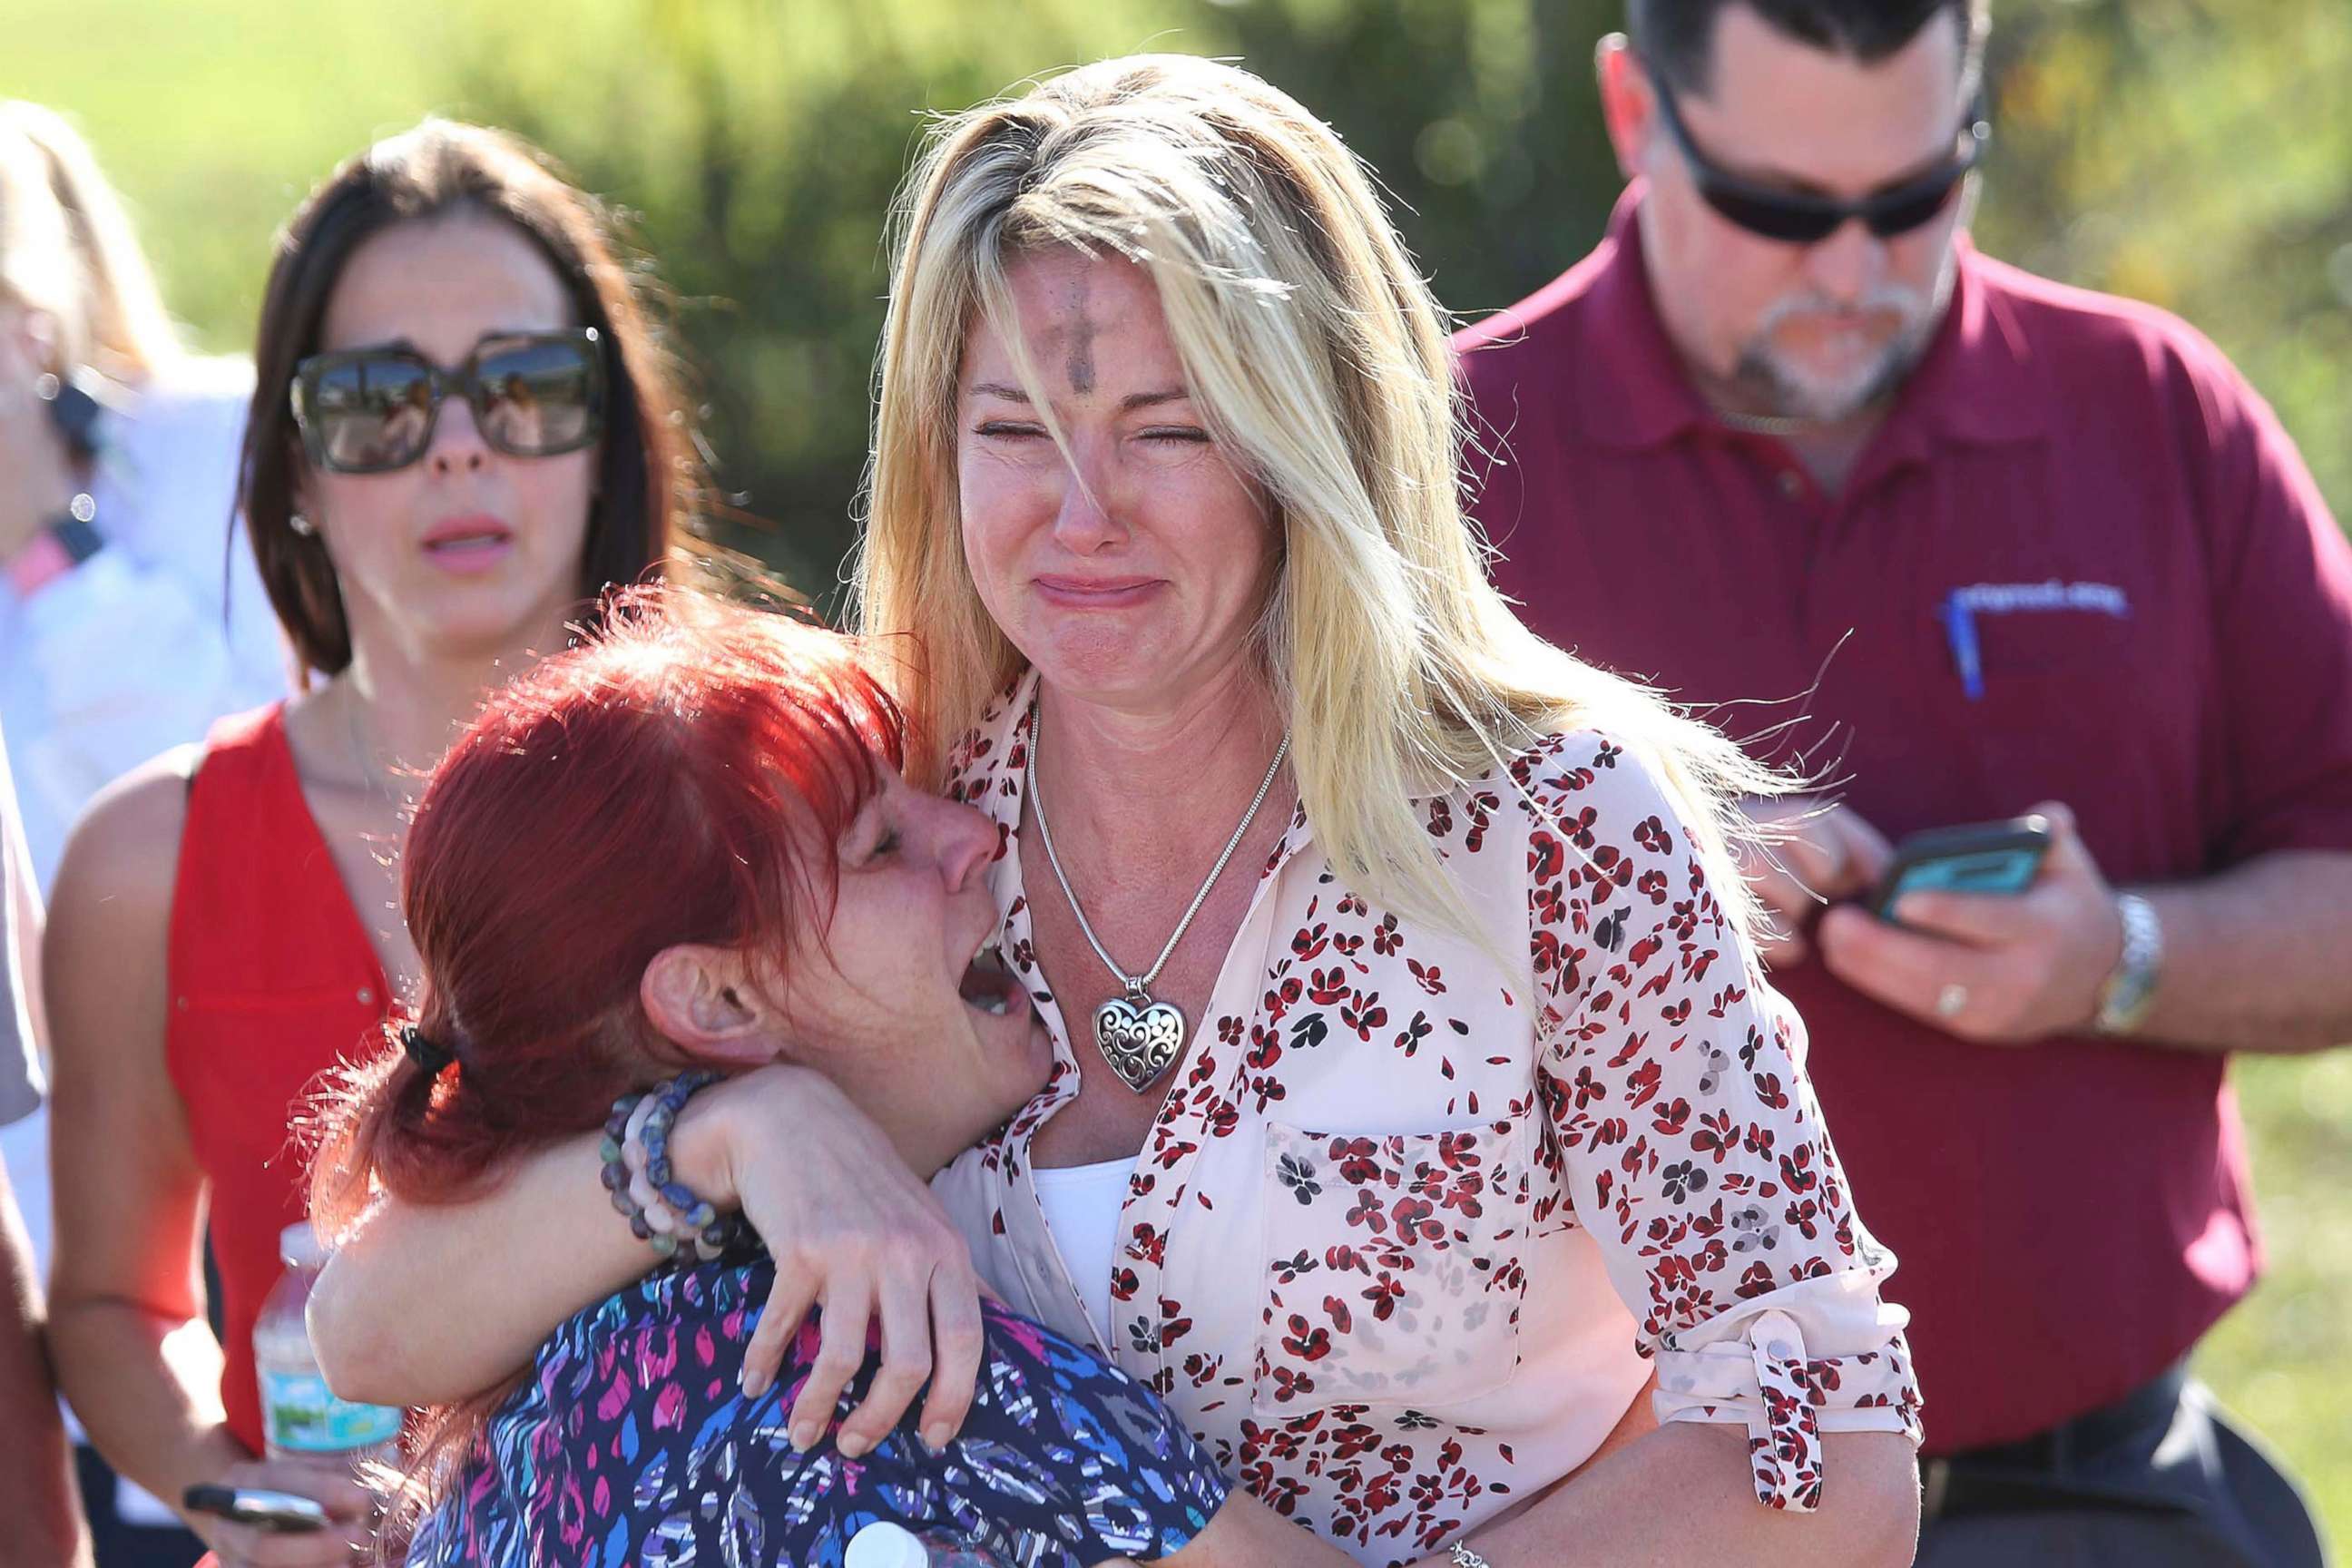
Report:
164,704,389,1455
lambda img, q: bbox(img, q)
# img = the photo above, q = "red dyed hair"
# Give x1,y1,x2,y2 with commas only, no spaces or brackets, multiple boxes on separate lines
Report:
312,584,904,1240
307,585,903,1543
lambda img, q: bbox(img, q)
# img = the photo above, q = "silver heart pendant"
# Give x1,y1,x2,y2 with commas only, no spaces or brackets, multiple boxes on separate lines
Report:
1093,993,1187,1093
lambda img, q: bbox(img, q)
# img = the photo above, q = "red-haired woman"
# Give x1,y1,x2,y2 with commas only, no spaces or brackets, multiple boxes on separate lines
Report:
307,587,1344,1567
40,120,698,1568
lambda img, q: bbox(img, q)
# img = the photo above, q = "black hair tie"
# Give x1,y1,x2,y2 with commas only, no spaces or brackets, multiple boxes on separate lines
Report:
400,1023,456,1074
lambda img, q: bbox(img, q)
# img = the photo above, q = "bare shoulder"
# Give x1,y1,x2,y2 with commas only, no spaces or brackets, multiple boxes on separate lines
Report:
47,743,201,929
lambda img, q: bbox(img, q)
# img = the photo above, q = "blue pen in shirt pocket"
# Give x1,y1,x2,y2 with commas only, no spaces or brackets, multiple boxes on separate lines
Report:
1939,581,2131,701
1940,591,1984,701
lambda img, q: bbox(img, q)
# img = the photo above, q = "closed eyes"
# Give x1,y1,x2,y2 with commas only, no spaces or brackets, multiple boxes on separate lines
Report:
967,421,1211,446
842,803,900,866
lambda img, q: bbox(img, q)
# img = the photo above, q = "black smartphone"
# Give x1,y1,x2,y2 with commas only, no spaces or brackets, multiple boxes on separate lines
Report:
1870,815,2053,921
181,1484,331,1534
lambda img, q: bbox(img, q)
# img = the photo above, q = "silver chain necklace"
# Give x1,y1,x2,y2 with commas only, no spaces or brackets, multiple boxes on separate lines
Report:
1026,699,1289,1094
340,689,398,809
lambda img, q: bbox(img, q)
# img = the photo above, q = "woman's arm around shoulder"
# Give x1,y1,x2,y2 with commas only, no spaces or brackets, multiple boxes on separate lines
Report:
307,1118,660,1407
310,1062,987,1454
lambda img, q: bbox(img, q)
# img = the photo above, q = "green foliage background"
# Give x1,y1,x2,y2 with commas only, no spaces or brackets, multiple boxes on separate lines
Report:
9,0,2347,1550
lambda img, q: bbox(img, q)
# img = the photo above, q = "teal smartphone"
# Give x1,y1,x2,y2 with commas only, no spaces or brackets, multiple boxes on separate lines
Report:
1870,815,2053,921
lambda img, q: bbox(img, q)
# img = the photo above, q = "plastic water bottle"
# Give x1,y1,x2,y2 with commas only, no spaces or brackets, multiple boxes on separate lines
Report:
252,1221,402,1470
844,1521,1010,1567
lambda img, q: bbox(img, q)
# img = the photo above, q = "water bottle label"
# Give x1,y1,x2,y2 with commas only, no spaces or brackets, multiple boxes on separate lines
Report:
259,1367,402,1452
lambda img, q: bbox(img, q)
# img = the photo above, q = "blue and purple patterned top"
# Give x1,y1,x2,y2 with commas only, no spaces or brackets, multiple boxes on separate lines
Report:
408,1261,1232,1567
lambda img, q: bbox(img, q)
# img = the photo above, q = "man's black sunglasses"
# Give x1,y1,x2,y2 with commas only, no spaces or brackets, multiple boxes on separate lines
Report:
290,328,607,475
1650,78,1991,244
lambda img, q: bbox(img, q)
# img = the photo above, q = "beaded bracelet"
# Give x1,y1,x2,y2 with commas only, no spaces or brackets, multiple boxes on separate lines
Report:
599,1070,753,1263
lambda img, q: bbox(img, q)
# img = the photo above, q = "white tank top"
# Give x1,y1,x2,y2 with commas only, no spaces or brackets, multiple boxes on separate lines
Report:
1030,1157,1133,1346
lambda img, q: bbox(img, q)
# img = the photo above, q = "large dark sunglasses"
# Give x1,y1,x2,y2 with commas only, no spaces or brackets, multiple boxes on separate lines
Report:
290,328,607,475
1651,78,1990,244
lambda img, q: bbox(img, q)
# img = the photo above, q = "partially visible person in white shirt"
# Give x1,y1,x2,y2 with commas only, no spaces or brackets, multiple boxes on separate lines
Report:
0,722,93,1567
0,99,285,1565
0,101,284,891
1,727,44,1152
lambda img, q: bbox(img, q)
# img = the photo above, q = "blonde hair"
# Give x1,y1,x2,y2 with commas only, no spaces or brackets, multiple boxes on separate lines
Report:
0,102,181,380
856,54,1777,942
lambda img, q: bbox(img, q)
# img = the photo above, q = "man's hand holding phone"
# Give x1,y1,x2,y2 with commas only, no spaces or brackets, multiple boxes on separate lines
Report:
1735,798,1896,965
1818,801,2129,1044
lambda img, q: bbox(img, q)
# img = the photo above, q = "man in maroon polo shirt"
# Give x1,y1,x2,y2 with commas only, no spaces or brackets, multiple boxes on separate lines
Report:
1455,1,2352,1563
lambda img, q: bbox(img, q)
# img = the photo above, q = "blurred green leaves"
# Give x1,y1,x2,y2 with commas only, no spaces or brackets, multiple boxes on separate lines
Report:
422,0,2350,593
1976,0,2351,512
437,0,1642,599
11,0,2341,590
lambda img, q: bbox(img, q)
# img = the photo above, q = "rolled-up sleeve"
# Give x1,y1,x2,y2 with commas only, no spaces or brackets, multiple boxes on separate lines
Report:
1520,730,1922,1511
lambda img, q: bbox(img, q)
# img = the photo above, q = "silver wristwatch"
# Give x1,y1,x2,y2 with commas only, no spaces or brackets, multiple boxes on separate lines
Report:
2093,892,2163,1035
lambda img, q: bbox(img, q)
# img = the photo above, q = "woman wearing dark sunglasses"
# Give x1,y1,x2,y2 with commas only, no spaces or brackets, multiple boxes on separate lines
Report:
39,118,700,1568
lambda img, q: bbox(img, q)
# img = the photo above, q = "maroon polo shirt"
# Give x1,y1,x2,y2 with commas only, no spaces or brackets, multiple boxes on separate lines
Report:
1455,189,2352,1453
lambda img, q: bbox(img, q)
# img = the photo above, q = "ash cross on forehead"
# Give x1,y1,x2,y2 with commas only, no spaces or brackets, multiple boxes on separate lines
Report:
968,269,1194,414
1060,271,1098,394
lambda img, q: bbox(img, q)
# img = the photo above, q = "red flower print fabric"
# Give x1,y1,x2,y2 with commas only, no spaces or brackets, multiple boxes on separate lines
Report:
930,676,1921,1566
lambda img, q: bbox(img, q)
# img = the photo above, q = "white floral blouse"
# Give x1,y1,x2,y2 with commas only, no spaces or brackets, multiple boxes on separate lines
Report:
932,675,1922,1566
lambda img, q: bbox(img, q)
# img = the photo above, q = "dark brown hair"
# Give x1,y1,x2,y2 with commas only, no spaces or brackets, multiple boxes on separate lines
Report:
238,119,702,674
1628,0,1989,97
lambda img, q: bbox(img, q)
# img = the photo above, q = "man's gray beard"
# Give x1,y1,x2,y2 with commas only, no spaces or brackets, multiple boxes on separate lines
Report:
1734,331,1924,422
1730,264,1955,423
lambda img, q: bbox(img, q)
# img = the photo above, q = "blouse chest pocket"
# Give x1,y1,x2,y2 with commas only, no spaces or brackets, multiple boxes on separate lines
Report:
1250,1114,1535,1418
